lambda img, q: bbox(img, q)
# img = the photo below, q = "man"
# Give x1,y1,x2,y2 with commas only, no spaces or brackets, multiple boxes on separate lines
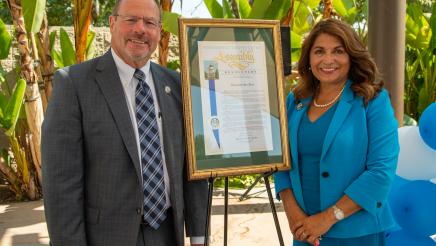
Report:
42,0,207,245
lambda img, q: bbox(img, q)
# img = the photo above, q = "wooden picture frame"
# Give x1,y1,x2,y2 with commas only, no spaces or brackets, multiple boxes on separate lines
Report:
179,18,290,180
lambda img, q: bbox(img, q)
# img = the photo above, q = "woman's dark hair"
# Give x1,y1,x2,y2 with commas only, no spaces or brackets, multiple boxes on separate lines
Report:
294,18,383,104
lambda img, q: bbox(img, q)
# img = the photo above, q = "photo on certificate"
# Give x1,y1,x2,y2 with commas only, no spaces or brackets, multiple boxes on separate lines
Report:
179,18,291,180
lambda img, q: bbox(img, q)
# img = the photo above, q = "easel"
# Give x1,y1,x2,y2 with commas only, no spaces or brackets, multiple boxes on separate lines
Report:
204,170,284,246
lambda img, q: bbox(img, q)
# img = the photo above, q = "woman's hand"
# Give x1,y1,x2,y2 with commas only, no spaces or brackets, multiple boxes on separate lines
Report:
288,208,308,235
279,189,309,239
294,208,336,245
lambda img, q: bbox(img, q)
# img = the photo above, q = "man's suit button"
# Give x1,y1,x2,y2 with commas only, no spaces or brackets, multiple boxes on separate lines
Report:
136,208,141,214
322,172,329,178
377,202,382,208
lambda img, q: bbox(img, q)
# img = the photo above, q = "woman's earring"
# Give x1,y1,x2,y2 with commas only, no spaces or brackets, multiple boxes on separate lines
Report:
308,66,312,70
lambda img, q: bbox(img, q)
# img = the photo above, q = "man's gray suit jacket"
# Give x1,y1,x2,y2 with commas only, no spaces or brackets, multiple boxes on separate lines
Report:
42,51,207,246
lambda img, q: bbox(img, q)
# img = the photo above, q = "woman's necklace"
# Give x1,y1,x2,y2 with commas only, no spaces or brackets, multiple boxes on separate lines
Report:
313,84,346,108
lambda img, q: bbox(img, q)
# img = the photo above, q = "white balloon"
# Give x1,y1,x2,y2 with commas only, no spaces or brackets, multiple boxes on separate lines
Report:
396,126,436,180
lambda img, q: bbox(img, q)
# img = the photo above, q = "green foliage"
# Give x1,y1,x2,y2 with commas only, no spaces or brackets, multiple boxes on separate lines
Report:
288,0,322,64
0,1,12,24
50,28,96,68
46,0,73,26
403,114,418,126
430,3,436,50
404,2,435,119
204,0,224,18
222,0,233,18
22,0,46,33
59,28,76,66
0,79,26,136
86,30,96,60
248,0,272,19
167,59,181,71
0,18,12,59
203,0,292,20
93,0,117,27
238,0,252,19
1,0,115,27
333,0,368,42
162,11,180,36
406,3,432,49
215,175,259,189
264,0,291,20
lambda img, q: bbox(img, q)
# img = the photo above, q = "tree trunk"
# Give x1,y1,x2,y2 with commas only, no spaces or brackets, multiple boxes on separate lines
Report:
73,0,93,63
29,34,48,111
323,0,333,19
158,0,172,67
230,0,240,18
282,0,295,26
6,0,44,188
0,157,23,200
35,15,54,102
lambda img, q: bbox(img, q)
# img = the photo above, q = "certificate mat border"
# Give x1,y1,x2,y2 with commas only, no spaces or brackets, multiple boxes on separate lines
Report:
179,18,290,180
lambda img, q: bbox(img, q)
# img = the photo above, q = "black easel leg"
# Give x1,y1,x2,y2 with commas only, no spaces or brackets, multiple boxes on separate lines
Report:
239,175,263,201
224,177,229,246
205,177,215,246
264,174,284,246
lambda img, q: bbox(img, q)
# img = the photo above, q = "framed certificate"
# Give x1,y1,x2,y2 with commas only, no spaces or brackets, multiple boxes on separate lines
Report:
179,18,290,180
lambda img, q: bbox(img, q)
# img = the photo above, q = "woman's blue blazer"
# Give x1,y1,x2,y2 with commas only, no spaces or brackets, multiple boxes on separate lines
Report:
274,81,400,238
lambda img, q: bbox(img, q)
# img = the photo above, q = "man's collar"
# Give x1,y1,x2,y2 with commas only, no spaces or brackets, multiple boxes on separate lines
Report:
111,48,151,87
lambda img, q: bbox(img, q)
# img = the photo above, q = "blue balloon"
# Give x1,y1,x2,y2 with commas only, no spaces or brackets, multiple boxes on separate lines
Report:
419,102,436,150
390,180,436,237
387,176,411,232
386,230,436,246
388,175,410,213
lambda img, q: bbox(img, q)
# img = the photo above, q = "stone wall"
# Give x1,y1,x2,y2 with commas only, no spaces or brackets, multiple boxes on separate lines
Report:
1,25,179,72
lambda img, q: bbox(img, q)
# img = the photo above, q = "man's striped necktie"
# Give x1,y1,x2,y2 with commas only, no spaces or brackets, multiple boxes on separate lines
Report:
134,69,166,229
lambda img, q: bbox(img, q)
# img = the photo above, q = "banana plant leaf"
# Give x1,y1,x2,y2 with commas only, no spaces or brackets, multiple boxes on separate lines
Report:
406,3,431,50
86,31,95,60
49,30,64,67
222,0,233,18
333,0,354,17
0,19,11,59
60,28,76,67
0,94,6,119
292,0,314,35
49,30,57,51
1,79,26,136
264,0,291,20
22,0,46,33
429,4,436,51
163,11,180,36
51,50,64,68
332,0,357,23
204,0,224,18
238,0,252,19
248,0,272,19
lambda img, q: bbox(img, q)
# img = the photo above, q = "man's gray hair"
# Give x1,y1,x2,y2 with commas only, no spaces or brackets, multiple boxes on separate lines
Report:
112,0,162,20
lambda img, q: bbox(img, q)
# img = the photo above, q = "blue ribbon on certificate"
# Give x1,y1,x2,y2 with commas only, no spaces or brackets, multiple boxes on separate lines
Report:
208,79,221,148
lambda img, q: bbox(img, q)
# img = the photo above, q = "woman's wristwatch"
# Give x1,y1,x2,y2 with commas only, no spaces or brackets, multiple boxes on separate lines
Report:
332,205,345,220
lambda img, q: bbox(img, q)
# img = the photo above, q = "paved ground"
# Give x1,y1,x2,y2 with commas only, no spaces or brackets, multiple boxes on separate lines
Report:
0,187,294,246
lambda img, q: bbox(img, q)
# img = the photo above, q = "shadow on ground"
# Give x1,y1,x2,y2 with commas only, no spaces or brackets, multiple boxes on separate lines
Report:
0,200,48,245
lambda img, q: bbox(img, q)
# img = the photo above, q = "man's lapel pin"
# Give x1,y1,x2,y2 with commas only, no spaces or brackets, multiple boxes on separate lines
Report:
165,86,171,94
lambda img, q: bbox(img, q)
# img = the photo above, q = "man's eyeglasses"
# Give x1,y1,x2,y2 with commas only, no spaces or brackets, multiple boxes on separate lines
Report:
114,14,161,30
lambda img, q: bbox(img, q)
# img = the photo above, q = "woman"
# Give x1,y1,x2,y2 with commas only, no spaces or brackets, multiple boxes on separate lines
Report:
274,18,399,246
